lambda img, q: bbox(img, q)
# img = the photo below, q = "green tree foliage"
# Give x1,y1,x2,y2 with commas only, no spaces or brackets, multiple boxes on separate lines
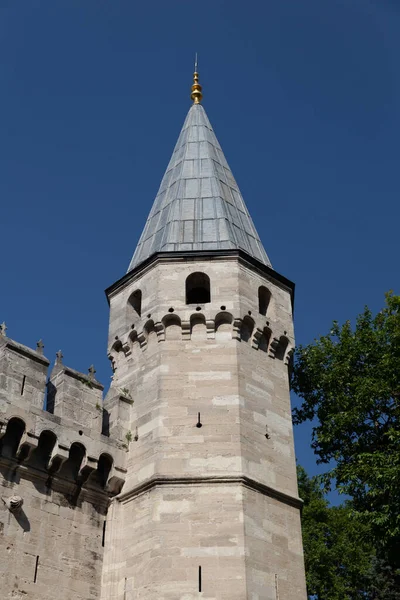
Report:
293,292,400,592
298,465,372,599
298,466,400,600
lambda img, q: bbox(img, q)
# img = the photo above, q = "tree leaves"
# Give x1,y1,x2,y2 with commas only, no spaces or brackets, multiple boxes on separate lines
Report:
293,292,400,577
298,465,373,600
298,465,400,600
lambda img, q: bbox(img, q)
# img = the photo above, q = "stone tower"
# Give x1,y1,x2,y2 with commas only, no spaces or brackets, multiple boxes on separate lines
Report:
101,71,307,599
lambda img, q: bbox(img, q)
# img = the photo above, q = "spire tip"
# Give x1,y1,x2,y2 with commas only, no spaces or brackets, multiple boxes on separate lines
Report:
191,54,203,105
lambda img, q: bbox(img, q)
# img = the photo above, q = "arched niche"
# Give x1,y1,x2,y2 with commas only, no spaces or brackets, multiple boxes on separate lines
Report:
190,313,207,341
186,272,211,305
0,417,25,459
240,316,255,343
96,453,113,489
128,329,141,356
258,286,271,316
215,312,233,340
258,327,272,353
58,442,86,482
163,314,182,341
28,430,57,470
127,289,142,322
144,319,157,349
275,336,289,361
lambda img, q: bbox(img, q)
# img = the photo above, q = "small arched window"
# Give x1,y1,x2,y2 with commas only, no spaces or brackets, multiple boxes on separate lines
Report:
186,272,211,305
258,327,271,353
128,290,142,317
275,336,289,361
59,442,86,481
28,430,57,469
96,453,113,488
240,316,254,343
0,417,25,459
258,286,271,316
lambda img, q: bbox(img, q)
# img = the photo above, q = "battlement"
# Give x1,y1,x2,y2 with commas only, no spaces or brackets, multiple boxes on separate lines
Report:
0,331,126,506
108,308,293,360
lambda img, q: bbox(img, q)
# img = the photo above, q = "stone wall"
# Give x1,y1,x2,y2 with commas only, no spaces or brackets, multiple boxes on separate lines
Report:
103,253,307,599
0,250,307,599
0,335,125,599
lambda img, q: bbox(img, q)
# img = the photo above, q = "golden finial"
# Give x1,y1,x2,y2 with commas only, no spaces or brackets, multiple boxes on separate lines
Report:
191,53,203,104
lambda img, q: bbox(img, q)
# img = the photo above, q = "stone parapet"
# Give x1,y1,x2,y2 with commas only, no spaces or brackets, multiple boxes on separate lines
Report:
0,333,126,503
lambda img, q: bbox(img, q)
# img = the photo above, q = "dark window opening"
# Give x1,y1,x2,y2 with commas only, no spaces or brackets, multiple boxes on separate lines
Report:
258,286,271,316
275,336,289,361
240,316,254,343
58,442,85,481
102,408,110,437
20,375,26,396
28,430,57,470
186,272,211,305
45,380,56,414
258,327,271,353
0,417,25,459
96,453,113,488
128,290,142,317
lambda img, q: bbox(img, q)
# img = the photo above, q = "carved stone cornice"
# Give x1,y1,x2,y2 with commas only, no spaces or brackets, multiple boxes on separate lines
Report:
116,473,303,510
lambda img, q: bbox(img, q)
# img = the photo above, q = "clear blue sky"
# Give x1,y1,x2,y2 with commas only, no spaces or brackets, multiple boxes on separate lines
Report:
1,0,399,481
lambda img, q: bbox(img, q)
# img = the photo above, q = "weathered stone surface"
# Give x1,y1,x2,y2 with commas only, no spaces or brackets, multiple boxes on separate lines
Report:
0,335,126,599
0,253,305,599
102,252,306,599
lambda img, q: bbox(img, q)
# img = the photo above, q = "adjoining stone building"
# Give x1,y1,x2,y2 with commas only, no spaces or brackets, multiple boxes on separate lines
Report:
0,71,307,599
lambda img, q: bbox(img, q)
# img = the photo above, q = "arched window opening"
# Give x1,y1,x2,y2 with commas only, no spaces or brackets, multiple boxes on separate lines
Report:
258,286,271,316
240,316,254,343
0,417,25,459
28,430,57,470
258,327,271,353
96,454,113,488
102,409,110,437
186,273,211,305
128,289,142,317
275,336,289,361
59,442,85,481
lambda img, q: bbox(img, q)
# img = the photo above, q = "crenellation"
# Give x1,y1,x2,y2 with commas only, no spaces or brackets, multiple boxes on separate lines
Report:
0,335,50,411
47,361,104,432
0,333,126,597
103,389,133,444
0,331,126,494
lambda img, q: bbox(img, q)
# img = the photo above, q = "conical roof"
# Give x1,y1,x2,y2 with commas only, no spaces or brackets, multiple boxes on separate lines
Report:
127,102,271,272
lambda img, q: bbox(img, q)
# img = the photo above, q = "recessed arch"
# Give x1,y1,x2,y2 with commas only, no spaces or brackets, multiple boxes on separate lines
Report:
163,314,182,341
258,286,271,316
190,313,207,340
127,289,142,318
275,335,289,361
215,312,233,340
144,319,157,349
28,430,57,470
58,442,86,481
186,272,211,305
96,453,113,488
0,417,25,459
258,327,272,353
240,316,255,343
128,329,141,354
